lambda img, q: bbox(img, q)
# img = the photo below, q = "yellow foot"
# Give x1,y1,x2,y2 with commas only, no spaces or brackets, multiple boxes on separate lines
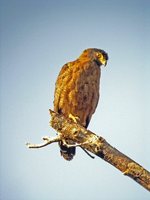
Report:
69,113,80,123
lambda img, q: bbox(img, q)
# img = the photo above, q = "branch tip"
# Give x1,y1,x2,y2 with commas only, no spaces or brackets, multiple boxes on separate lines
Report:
27,109,150,191
26,135,61,149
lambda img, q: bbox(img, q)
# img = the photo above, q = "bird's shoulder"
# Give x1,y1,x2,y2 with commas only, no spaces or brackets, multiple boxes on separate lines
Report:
57,57,98,82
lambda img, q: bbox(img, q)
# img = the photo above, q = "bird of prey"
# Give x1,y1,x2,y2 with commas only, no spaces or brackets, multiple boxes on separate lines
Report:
54,48,108,160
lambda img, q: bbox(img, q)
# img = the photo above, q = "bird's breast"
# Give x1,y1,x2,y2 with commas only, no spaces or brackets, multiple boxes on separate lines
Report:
54,60,101,127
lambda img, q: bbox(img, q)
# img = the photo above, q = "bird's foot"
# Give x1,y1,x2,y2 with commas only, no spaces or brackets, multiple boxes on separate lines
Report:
69,113,80,123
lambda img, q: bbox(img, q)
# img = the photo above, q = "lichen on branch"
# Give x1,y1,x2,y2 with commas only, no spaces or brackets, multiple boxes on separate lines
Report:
49,109,150,191
26,109,150,191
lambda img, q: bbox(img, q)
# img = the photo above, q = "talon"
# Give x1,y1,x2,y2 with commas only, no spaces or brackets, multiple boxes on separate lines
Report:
69,113,80,123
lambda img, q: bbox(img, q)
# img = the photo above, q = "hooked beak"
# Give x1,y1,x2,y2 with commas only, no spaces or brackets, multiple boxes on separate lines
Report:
101,58,107,66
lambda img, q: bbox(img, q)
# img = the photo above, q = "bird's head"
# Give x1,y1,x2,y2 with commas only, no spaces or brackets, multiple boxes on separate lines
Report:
80,48,108,66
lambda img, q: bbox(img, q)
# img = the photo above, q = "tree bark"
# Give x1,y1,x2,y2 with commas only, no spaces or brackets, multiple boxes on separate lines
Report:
49,109,150,191
26,109,150,191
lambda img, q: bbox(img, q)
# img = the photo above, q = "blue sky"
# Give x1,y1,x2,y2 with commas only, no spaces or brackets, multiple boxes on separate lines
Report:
0,0,150,199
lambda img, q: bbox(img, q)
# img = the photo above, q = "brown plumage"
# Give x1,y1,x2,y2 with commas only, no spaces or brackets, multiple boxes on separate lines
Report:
54,48,108,160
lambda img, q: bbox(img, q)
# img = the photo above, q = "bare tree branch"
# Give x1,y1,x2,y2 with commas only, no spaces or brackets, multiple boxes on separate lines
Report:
49,109,150,191
26,109,150,191
26,136,61,148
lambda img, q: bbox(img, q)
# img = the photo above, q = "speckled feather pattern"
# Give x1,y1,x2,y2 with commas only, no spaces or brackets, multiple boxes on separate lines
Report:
53,48,108,160
54,59,100,128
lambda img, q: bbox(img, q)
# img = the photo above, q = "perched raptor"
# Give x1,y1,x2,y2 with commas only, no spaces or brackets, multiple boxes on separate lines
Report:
54,48,108,160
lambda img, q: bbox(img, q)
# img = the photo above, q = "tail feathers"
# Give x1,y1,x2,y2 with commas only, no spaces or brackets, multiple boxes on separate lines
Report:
59,141,76,161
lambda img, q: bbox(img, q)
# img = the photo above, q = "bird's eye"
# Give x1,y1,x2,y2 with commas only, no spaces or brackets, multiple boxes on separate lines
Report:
96,53,102,58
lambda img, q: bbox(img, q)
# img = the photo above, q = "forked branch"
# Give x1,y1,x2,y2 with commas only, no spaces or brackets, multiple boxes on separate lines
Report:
49,109,150,191
26,136,61,148
26,109,150,191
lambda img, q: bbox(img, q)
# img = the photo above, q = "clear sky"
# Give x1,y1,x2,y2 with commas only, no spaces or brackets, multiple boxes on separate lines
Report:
0,0,150,199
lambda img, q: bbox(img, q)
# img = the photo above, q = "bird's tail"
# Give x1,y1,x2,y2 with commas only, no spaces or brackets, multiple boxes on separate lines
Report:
59,141,76,161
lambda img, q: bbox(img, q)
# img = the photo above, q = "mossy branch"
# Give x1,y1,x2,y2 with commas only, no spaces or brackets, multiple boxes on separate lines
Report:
26,109,150,191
